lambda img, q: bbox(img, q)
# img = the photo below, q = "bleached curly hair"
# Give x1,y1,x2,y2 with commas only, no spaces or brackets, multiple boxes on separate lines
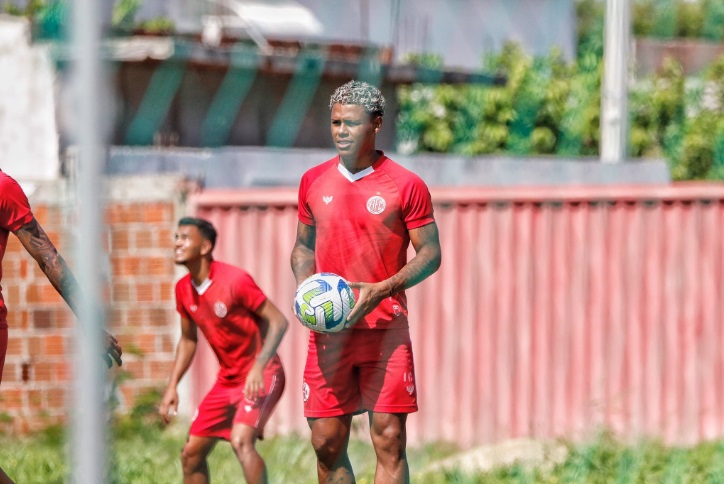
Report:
329,80,385,117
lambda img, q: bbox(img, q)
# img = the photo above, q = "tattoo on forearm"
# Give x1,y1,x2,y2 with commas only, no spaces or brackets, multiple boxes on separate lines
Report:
15,218,81,314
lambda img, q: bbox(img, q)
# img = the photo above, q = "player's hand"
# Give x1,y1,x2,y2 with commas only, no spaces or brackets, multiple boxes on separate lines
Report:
345,281,388,328
102,330,123,368
244,365,265,401
159,387,179,424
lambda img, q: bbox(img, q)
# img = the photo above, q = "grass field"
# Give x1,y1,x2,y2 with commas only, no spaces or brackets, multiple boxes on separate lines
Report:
2,416,724,483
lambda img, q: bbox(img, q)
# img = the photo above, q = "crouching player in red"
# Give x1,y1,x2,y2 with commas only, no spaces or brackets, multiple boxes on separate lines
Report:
160,217,288,484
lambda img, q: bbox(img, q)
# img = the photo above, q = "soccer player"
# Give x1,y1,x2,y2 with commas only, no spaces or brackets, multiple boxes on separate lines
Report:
160,217,288,484
290,80,442,483
0,169,123,484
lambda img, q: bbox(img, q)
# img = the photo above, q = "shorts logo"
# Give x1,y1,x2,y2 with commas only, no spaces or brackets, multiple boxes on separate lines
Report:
214,301,227,318
366,196,386,215
190,305,198,313
302,381,310,402
403,372,415,395
323,195,334,204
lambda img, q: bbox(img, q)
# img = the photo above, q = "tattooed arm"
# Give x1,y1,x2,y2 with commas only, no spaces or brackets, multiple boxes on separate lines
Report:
13,217,122,367
346,221,442,326
290,221,317,286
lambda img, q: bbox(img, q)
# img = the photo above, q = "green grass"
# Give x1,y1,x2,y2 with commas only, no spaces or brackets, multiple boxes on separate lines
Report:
2,421,724,483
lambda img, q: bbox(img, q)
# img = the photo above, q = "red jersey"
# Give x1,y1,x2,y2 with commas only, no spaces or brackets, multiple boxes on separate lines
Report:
297,153,435,329
0,171,34,329
175,260,281,383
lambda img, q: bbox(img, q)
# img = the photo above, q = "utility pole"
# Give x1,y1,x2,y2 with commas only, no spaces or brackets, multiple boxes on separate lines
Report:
600,0,631,164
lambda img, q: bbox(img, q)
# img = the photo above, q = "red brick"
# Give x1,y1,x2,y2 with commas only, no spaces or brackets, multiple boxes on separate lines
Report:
34,362,53,382
5,285,21,307
146,257,171,276
55,361,71,381
43,335,66,356
136,283,156,303
147,308,170,327
111,281,133,303
122,360,145,380
27,336,43,355
26,282,63,304
33,205,48,225
28,390,43,409
111,228,131,252
0,389,23,409
5,236,23,253
54,309,75,329
134,333,158,354
6,338,24,356
142,203,172,224
135,228,154,249
159,282,174,301
1,362,19,383
46,387,66,409
158,334,175,353
149,359,172,379
32,309,53,329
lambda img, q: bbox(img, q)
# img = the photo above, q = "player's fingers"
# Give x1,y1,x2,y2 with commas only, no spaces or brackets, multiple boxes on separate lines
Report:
111,351,123,367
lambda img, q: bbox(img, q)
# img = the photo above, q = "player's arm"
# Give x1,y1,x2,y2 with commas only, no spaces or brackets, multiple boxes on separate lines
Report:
244,299,289,400
13,217,122,367
347,221,442,325
290,220,316,285
159,315,198,423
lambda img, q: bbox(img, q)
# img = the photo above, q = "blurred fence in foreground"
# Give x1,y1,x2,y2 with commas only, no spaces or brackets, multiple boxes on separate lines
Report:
190,182,724,449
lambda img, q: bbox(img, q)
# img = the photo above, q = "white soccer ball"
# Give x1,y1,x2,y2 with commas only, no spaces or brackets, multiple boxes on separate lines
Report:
294,273,356,333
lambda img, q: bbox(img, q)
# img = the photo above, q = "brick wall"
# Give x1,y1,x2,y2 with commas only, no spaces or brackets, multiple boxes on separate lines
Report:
0,176,183,433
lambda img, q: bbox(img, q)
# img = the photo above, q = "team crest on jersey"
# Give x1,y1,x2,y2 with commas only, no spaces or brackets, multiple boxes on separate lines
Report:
214,301,228,318
366,195,386,214
323,195,333,204
302,381,310,402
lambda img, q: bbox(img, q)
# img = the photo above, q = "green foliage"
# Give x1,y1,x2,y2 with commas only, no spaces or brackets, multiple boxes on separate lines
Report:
111,0,141,31
4,424,724,483
136,16,176,34
584,0,724,40
396,35,724,181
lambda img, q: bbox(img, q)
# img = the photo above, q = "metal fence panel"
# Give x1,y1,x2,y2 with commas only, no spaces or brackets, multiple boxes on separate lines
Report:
189,183,724,448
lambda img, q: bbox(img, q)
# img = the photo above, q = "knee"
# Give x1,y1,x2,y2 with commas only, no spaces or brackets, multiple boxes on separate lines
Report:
180,443,205,473
230,433,255,457
371,423,406,458
310,432,346,464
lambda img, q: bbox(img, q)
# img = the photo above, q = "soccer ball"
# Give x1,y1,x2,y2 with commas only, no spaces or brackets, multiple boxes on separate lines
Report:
294,273,356,333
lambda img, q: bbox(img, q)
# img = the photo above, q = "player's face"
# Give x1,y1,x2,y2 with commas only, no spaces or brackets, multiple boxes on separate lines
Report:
330,103,381,162
173,225,207,265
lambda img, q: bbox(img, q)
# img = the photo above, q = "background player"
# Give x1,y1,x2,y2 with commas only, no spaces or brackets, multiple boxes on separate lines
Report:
160,217,288,484
0,169,123,484
290,80,442,483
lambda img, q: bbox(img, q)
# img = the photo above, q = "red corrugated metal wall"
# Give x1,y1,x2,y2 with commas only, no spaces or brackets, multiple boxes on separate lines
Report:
188,183,724,448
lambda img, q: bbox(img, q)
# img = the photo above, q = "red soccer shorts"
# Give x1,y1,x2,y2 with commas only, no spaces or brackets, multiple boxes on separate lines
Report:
303,328,418,418
190,361,285,440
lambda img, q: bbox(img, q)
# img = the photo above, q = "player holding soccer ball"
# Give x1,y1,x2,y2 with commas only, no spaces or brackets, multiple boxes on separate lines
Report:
160,217,288,484
0,169,122,484
291,80,442,483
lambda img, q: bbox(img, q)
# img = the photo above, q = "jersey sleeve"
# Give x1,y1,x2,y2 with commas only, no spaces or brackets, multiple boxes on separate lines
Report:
235,272,267,313
0,175,34,232
297,171,315,226
401,175,435,230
